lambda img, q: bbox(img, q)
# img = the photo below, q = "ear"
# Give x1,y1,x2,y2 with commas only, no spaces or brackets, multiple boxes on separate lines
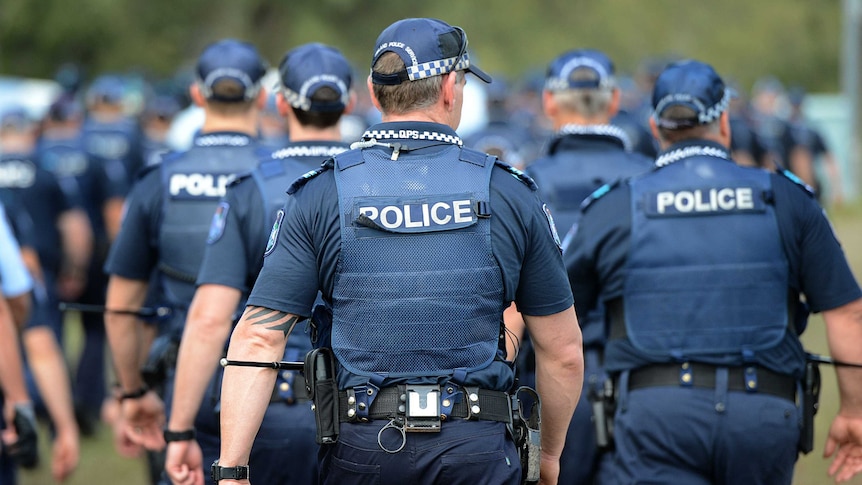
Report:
719,111,731,147
542,90,557,118
276,92,291,118
442,71,458,111
648,116,663,146
189,84,206,107
255,88,267,109
366,76,383,113
608,88,621,117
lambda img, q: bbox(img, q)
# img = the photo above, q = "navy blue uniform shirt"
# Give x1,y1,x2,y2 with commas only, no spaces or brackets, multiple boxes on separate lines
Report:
565,139,862,377
247,121,574,390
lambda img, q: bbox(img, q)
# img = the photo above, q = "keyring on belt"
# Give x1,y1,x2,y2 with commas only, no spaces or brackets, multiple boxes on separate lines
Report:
377,418,406,454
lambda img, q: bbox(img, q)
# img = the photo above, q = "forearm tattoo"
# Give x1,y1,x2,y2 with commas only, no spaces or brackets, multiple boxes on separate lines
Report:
245,306,299,338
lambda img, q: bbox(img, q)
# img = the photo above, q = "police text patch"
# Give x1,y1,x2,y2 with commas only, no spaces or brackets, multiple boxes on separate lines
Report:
168,172,234,200
644,186,766,217
353,195,478,233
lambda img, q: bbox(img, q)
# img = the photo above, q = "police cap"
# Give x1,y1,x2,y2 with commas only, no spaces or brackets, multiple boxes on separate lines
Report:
544,49,615,91
196,39,267,103
278,43,352,113
652,59,732,130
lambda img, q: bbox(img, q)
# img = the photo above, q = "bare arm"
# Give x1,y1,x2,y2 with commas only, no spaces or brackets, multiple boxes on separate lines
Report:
0,296,28,404
503,302,525,361
523,305,584,485
219,305,299,481
56,208,93,300
821,297,862,482
104,275,151,393
22,326,79,481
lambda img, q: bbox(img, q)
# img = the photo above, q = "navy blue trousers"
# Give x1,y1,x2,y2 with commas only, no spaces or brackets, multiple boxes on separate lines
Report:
596,371,799,485
320,419,521,485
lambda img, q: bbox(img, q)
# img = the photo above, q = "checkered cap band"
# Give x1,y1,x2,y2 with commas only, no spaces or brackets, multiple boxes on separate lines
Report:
405,52,472,81
281,74,349,111
545,56,612,91
362,129,463,146
654,87,731,125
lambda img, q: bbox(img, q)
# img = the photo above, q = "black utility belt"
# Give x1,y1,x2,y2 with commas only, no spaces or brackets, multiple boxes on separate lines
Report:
337,385,511,425
628,362,796,402
270,374,310,405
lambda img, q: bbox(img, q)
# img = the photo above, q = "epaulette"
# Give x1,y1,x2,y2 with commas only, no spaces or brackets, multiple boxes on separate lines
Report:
494,160,537,191
580,179,622,212
134,162,161,182
287,158,334,195
778,169,816,198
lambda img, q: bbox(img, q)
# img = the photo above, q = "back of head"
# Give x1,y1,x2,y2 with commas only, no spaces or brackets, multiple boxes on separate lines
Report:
278,42,353,128
47,94,84,124
369,17,491,115
544,48,616,117
196,38,267,110
651,59,731,142
85,74,126,109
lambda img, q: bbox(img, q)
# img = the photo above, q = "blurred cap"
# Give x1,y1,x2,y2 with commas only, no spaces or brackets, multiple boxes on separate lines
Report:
370,18,491,85
652,59,732,130
545,49,615,91
86,74,126,105
47,94,84,122
0,106,33,132
196,39,267,102
144,94,182,119
278,43,352,112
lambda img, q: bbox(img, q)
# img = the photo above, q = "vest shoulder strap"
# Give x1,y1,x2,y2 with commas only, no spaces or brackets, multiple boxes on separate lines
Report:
287,158,335,195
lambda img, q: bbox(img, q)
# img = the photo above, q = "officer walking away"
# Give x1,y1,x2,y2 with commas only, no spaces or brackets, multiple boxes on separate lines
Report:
523,48,653,485
215,18,583,485
164,42,354,485
565,59,862,484
102,38,268,477
0,201,38,484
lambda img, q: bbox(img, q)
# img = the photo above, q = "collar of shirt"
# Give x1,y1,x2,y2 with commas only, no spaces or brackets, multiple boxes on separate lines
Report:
193,131,255,148
547,123,631,154
654,139,731,168
358,121,463,149
268,140,350,160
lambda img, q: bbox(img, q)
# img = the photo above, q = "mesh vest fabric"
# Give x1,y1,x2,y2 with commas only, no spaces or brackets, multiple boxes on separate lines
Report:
331,145,502,382
624,156,788,358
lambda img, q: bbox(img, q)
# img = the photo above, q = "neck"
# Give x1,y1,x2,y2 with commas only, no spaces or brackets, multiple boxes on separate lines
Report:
553,113,610,130
286,119,343,142
200,110,259,137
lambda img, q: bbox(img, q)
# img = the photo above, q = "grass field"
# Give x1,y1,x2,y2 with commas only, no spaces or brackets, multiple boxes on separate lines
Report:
16,203,862,485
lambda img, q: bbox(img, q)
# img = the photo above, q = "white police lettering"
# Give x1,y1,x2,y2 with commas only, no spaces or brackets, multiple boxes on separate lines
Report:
656,187,754,214
0,160,37,188
360,200,473,229
194,134,250,147
169,173,233,197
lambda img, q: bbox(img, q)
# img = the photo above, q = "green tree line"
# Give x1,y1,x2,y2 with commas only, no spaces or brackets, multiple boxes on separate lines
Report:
0,0,842,95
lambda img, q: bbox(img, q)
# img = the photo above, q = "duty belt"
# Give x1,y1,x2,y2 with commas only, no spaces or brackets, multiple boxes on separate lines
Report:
338,385,511,424
628,362,796,402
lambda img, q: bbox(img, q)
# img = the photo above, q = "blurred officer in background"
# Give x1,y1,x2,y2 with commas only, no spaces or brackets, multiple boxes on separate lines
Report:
215,17,583,485
566,59,862,484
165,42,355,485
0,201,38,485
75,73,145,432
102,38,268,483
140,93,183,168
519,48,653,485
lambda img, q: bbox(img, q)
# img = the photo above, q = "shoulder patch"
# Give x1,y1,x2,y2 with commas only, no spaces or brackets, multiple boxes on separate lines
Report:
494,160,537,191
264,209,284,256
543,203,562,252
778,169,816,198
580,179,622,212
287,158,334,195
206,201,230,244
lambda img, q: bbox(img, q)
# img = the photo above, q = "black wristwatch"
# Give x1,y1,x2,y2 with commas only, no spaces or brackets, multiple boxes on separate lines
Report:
163,428,196,443
211,460,249,481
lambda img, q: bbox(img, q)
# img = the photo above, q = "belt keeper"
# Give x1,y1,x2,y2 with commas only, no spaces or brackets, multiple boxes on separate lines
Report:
346,389,358,421
679,362,693,387
440,385,461,420
744,366,758,392
465,386,481,418
353,383,379,422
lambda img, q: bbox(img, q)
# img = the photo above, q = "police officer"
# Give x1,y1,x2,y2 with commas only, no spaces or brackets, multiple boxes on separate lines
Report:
102,38,268,474
519,49,652,485
215,18,583,485
0,201,37,484
565,59,862,484
164,42,354,485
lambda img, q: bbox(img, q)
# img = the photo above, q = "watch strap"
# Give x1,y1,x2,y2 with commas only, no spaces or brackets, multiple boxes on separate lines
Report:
163,428,196,443
211,460,249,481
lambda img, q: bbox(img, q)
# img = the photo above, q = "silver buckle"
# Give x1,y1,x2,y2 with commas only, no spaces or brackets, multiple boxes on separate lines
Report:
404,385,442,432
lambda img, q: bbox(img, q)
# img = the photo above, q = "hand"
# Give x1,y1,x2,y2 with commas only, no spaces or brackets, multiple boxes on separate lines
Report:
51,427,80,482
825,413,862,483
121,391,166,450
165,439,205,485
5,402,39,468
538,451,560,485
103,397,142,457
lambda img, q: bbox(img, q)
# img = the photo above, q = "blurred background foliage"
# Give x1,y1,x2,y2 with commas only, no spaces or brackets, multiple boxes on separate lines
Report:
0,0,843,95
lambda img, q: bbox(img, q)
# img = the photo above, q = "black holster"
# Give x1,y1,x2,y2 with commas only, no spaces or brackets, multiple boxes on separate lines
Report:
510,386,541,485
141,334,179,393
588,375,616,451
304,348,339,444
799,360,821,454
